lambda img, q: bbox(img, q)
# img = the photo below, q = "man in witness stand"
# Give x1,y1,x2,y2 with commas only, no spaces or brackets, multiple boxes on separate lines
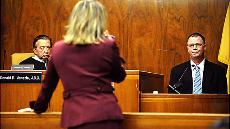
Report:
168,32,227,94
20,35,52,70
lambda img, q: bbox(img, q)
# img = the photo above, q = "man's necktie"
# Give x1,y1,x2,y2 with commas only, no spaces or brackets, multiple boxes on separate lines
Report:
193,66,202,94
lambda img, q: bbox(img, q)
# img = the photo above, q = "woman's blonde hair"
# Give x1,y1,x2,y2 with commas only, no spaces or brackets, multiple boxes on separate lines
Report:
64,0,107,45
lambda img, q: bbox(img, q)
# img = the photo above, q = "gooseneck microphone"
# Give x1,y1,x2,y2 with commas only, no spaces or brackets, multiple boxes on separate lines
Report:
168,66,189,94
168,84,180,94
177,67,188,84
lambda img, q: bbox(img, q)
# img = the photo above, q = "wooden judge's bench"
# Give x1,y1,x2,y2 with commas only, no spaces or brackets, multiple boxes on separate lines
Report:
0,70,229,113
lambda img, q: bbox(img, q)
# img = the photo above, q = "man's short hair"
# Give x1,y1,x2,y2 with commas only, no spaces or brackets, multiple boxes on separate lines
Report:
33,35,52,48
187,32,205,44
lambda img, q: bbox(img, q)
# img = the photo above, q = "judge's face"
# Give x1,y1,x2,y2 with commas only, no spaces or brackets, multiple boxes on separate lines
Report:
33,39,51,61
187,36,206,60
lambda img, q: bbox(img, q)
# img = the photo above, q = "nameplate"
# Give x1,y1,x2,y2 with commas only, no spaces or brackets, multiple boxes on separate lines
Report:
11,65,34,70
0,72,42,83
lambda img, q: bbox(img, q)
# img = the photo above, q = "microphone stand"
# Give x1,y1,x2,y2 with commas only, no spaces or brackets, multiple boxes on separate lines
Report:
168,84,180,94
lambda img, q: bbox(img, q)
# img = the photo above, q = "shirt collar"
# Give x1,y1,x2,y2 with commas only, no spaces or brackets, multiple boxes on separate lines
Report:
32,55,46,63
190,59,205,71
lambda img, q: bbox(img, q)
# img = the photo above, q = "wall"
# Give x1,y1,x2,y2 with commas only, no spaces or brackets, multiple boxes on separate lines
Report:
1,0,229,92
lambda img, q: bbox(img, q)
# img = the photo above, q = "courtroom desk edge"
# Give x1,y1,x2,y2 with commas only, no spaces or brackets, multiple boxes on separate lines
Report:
1,112,229,129
0,70,162,76
0,70,46,72
0,112,61,118
123,112,230,116
1,112,229,117
125,70,164,76
141,93,230,98
0,70,46,75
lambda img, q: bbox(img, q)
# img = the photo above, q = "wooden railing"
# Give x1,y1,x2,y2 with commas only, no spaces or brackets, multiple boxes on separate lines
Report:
1,112,229,129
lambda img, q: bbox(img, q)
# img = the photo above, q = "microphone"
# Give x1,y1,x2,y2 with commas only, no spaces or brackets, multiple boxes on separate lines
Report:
177,66,188,84
168,84,180,94
168,66,189,94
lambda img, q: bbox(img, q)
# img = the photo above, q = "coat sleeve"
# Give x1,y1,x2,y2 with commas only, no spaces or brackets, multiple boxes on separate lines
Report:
34,57,59,114
110,43,126,83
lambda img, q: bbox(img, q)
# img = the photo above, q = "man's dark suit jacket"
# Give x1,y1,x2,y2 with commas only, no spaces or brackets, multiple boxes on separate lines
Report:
169,60,227,94
19,57,46,70
34,39,126,128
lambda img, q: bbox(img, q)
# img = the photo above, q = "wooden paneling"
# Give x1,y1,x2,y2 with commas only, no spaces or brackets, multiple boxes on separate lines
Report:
1,112,229,129
141,93,229,113
1,0,229,92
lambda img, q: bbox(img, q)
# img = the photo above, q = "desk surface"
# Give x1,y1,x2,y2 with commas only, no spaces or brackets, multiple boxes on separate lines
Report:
142,93,229,98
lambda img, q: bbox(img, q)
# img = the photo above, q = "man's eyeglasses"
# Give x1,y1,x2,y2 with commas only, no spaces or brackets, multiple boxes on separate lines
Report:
36,46,51,51
187,43,204,48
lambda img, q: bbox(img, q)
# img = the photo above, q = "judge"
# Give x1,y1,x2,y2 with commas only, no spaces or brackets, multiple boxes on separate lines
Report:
20,35,52,70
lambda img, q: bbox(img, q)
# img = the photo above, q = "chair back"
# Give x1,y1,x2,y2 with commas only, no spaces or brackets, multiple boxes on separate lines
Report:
11,53,34,65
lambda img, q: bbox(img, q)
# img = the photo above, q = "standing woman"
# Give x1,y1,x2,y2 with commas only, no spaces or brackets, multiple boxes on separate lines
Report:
33,0,126,129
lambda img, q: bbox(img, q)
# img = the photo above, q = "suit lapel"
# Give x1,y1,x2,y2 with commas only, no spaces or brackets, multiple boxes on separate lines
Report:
187,65,193,87
202,60,212,87
180,61,193,93
186,62,193,92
